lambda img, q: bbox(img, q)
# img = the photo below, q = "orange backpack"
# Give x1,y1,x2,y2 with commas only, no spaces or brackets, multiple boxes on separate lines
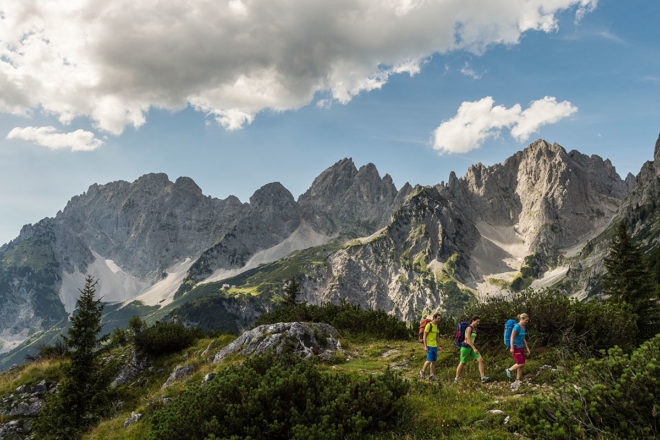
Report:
418,318,433,343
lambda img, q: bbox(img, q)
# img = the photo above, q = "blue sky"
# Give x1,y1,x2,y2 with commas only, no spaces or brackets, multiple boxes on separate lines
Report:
0,0,659,246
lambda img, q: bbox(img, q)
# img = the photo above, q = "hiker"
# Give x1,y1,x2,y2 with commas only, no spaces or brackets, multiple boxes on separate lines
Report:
419,312,443,381
505,313,531,391
455,316,490,383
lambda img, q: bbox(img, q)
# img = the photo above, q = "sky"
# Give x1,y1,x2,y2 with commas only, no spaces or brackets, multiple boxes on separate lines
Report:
0,0,659,246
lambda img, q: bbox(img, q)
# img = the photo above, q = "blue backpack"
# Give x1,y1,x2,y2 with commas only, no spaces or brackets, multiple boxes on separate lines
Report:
504,319,517,347
455,322,471,347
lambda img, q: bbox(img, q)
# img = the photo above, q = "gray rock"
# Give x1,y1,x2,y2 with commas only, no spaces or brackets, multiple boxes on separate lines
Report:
213,322,341,363
201,372,217,385
111,349,150,387
162,365,195,389
487,409,505,415
8,399,44,417
124,411,142,429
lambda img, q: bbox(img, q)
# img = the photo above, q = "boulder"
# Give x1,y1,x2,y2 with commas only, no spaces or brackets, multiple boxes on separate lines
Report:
124,411,142,429
162,365,195,389
213,322,341,363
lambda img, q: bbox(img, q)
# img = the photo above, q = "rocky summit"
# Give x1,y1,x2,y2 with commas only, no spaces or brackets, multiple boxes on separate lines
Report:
2,135,659,368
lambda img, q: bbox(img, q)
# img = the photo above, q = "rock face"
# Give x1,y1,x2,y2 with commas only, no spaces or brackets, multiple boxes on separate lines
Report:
564,133,660,297
213,322,341,362
299,159,411,235
446,139,627,255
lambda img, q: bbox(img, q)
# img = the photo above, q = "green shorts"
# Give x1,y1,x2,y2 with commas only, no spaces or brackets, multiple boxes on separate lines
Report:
459,346,481,363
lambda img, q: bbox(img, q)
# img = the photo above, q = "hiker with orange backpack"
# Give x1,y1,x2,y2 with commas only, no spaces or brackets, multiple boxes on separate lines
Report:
419,312,443,381
454,316,490,383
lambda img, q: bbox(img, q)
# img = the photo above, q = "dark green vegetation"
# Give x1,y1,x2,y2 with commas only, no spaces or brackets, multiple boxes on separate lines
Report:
461,288,638,353
133,322,202,357
519,334,659,439
602,222,660,338
149,353,409,440
34,276,114,440
254,301,411,340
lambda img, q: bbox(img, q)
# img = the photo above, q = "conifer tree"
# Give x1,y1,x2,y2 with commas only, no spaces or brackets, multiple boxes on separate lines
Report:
284,276,300,307
602,222,659,337
35,275,109,439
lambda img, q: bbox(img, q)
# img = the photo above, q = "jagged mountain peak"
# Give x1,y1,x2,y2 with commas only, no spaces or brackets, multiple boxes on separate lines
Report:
655,133,660,166
249,182,294,208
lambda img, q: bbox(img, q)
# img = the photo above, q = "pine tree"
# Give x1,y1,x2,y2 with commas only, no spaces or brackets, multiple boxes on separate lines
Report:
602,222,659,338
35,276,109,439
283,276,300,307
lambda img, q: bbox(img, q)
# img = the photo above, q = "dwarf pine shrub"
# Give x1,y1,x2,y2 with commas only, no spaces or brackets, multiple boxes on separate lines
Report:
133,322,201,356
517,333,660,439
148,352,409,440
460,288,637,353
254,301,411,339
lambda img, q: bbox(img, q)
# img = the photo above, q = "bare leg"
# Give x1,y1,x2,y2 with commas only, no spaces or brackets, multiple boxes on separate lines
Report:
516,365,523,381
430,362,436,377
421,360,431,372
477,357,485,377
455,362,465,378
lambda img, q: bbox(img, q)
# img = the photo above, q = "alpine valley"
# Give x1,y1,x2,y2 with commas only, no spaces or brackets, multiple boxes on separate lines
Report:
1,135,659,369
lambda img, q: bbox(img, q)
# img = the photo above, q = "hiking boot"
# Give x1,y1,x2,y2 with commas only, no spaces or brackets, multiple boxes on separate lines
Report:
419,370,426,379
429,376,438,382
505,368,511,379
481,376,491,383
454,377,461,383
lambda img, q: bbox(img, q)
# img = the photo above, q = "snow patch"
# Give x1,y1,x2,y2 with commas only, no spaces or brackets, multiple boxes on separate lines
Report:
530,266,569,289
59,250,150,314
0,328,31,355
105,259,122,273
130,258,195,307
204,223,331,284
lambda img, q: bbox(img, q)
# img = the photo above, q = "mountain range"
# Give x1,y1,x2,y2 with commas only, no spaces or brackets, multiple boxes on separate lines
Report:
1,134,658,368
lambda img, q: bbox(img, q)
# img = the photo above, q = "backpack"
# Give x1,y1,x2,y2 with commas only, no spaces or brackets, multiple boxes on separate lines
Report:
504,319,517,347
455,322,471,347
418,318,433,343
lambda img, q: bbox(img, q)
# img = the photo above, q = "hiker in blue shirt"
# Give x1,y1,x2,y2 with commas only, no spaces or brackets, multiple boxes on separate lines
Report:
505,313,531,391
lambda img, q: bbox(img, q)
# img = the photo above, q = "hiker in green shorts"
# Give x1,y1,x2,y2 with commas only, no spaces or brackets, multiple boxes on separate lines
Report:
455,316,490,383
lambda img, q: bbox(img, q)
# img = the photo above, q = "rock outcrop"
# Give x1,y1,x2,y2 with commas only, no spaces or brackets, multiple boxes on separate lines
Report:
212,322,341,362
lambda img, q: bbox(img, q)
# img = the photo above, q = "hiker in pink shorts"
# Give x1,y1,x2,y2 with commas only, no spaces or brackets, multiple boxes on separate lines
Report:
505,313,530,391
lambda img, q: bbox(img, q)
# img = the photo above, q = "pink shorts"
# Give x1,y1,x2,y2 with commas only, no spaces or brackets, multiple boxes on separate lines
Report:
512,347,525,365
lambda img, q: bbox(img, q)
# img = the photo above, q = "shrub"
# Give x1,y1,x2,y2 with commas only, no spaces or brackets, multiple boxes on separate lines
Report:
254,301,411,339
518,333,660,439
133,322,200,357
459,288,637,353
35,338,69,359
148,352,409,440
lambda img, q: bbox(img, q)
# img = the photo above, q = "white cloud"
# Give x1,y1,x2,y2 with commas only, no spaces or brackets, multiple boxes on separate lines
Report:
432,96,577,154
0,0,596,134
459,62,484,79
6,126,103,151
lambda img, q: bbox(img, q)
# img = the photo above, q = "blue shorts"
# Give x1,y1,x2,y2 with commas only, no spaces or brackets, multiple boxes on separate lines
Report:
426,346,438,362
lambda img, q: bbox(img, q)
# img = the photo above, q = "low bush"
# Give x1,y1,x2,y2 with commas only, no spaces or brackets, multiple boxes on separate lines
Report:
148,352,409,440
133,322,202,357
459,288,637,353
254,301,411,339
517,333,660,439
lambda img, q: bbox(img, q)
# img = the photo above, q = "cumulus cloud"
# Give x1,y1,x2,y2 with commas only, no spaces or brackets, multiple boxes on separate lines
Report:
432,96,577,154
6,126,103,151
0,0,596,135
